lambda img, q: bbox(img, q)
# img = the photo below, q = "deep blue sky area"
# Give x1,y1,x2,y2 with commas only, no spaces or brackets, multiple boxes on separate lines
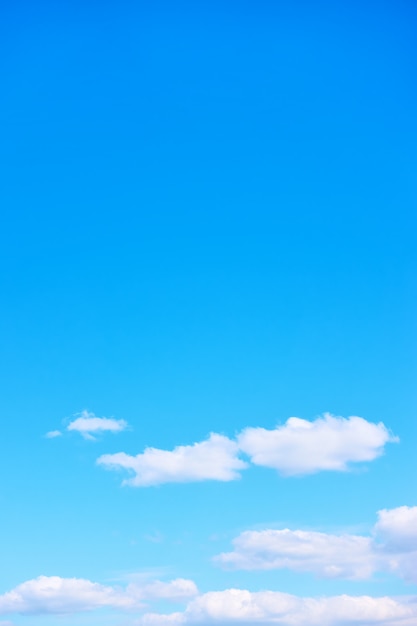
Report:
0,2,416,626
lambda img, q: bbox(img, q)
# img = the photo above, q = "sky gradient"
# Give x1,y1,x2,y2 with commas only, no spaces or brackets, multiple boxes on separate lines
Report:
1,1,416,625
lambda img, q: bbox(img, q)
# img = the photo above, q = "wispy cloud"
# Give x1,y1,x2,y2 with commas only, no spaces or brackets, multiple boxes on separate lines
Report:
67,410,128,440
0,576,197,616
97,434,247,486
214,505,417,582
138,580,198,602
144,531,165,544
45,410,129,441
97,414,397,486
45,430,62,439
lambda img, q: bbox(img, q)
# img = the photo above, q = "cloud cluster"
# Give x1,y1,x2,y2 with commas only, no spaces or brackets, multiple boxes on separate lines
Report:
0,576,198,616
97,434,247,487
215,506,417,583
2,576,416,626
138,590,417,626
97,414,397,487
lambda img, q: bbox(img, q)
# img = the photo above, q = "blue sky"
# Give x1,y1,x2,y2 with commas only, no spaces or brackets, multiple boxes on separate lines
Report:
1,1,416,625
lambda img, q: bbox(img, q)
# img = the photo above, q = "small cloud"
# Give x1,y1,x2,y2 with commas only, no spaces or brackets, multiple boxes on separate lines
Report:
45,430,62,439
67,410,128,440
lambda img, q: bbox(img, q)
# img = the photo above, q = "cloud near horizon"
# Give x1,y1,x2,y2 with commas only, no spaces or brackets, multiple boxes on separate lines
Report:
97,414,397,487
0,576,198,615
1,577,416,626
214,506,417,583
137,589,417,626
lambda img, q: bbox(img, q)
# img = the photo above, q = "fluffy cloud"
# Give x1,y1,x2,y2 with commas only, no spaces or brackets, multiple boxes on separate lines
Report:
97,415,396,486
97,434,248,487
138,590,417,626
237,414,398,475
215,506,417,583
0,576,197,615
67,410,128,440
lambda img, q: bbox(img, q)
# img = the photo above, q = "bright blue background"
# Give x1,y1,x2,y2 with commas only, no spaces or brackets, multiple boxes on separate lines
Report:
0,1,416,623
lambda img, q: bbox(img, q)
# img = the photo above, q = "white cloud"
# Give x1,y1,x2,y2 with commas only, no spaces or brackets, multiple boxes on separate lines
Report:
0,576,197,616
237,414,398,475
138,590,417,626
45,430,62,438
373,506,417,583
215,529,375,579
67,410,128,440
374,506,417,550
96,415,396,486
215,506,417,583
138,580,198,602
4,575,416,626
97,434,248,487
0,576,132,614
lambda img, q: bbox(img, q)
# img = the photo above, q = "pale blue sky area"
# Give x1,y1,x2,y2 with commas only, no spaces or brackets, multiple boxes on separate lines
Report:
0,2,416,626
